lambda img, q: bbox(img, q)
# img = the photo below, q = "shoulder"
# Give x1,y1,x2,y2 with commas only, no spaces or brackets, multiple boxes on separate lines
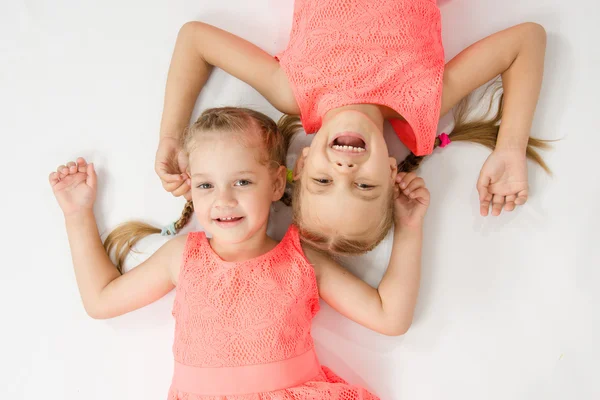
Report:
164,233,189,253
160,233,198,285
300,243,341,282
280,225,320,266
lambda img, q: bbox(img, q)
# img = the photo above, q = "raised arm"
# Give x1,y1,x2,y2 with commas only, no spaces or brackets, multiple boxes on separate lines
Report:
160,21,298,141
51,158,185,319
157,21,298,198
306,173,428,336
440,21,546,134
440,22,547,216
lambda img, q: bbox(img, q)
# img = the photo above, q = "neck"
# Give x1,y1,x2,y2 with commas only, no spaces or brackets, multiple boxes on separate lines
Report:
323,104,386,133
209,224,277,262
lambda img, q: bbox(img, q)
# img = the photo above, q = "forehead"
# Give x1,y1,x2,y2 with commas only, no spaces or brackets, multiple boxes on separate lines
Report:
188,132,267,172
299,188,387,238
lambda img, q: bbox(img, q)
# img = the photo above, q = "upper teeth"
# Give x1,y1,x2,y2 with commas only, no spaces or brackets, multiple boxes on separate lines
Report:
332,145,365,153
220,217,236,221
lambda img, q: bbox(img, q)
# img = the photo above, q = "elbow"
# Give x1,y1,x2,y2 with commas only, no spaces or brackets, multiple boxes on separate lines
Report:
84,303,112,320
178,21,205,40
378,318,413,337
84,306,105,320
522,22,547,46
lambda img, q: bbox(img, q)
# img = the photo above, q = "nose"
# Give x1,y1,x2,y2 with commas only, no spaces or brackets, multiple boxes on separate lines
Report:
333,160,357,173
214,188,238,208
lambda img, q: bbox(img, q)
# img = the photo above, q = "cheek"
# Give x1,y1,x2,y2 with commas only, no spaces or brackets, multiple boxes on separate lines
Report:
191,193,212,215
240,189,272,214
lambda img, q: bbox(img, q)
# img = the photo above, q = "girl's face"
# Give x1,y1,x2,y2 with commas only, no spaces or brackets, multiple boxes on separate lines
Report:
295,109,397,241
188,132,284,244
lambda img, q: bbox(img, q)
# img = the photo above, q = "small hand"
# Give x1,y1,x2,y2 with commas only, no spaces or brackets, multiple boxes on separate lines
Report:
155,137,191,200
394,172,430,228
49,157,97,216
477,148,528,216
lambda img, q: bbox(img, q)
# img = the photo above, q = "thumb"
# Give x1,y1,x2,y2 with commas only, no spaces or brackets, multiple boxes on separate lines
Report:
87,163,97,190
177,150,189,176
476,171,491,202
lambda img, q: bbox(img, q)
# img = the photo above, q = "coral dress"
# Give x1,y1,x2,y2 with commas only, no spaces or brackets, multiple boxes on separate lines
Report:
276,0,445,156
168,225,378,399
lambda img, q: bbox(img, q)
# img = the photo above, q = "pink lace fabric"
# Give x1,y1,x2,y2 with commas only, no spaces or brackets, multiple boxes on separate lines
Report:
276,0,445,156
168,225,379,399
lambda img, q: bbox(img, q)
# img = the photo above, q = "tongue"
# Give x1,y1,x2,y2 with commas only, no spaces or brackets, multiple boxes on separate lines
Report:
335,136,364,148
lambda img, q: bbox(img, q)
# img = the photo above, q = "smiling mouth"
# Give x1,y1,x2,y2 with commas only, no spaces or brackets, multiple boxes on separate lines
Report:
329,133,367,153
213,216,244,229
215,217,243,222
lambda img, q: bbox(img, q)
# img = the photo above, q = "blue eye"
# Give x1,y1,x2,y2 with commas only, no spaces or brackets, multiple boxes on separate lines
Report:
235,179,251,186
196,183,213,189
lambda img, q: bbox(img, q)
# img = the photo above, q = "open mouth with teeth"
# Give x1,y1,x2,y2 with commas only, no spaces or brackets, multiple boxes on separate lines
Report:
215,217,243,222
214,216,245,228
330,134,367,153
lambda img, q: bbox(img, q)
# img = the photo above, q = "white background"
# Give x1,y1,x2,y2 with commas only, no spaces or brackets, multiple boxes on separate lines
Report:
1,0,597,399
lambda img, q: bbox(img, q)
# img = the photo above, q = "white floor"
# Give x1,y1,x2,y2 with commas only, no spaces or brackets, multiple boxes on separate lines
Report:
1,0,598,399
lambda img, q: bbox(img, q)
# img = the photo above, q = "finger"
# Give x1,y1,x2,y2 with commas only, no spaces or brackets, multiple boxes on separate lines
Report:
395,172,408,183
158,169,184,183
76,157,87,172
409,187,430,205
504,194,517,212
49,172,60,185
404,177,424,195
476,174,492,202
86,163,97,189
56,164,69,178
491,194,504,216
177,151,190,176
398,172,416,189
171,181,191,198
476,173,492,216
480,193,492,217
162,180,186,192
183,190,192,201
515,189,528,205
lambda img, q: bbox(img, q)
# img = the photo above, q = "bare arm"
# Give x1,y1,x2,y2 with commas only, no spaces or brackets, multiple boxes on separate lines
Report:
306,226,422,336
51,159,186,319
441,22,547,149
64,211,186,319
159,21,298,141
306,173,428,336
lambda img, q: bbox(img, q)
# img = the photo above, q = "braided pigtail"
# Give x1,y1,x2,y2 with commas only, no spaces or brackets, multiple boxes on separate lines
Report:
398,82,552,174
104,200,194,273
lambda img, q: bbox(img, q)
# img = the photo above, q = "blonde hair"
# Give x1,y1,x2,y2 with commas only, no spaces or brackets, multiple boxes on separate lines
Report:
104,107,297,273
398,83,552,174
290,83,553,256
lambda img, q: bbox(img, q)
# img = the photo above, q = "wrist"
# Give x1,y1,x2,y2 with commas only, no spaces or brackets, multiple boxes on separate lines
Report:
64,208,95,224
394,219,424,234
496,126,529,151
496,137,528,151
159,134,181,142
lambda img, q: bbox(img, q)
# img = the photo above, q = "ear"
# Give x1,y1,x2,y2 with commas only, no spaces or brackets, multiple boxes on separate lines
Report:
388,156,398,180
292,147,309,181
272,165,287,201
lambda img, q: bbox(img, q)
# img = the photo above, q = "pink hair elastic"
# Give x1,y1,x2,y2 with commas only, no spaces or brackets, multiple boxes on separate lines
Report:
438,132,451,148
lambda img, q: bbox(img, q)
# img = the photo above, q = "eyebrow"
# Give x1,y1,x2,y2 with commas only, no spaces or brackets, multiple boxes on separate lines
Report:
305,181,381,201
192,170,257,178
